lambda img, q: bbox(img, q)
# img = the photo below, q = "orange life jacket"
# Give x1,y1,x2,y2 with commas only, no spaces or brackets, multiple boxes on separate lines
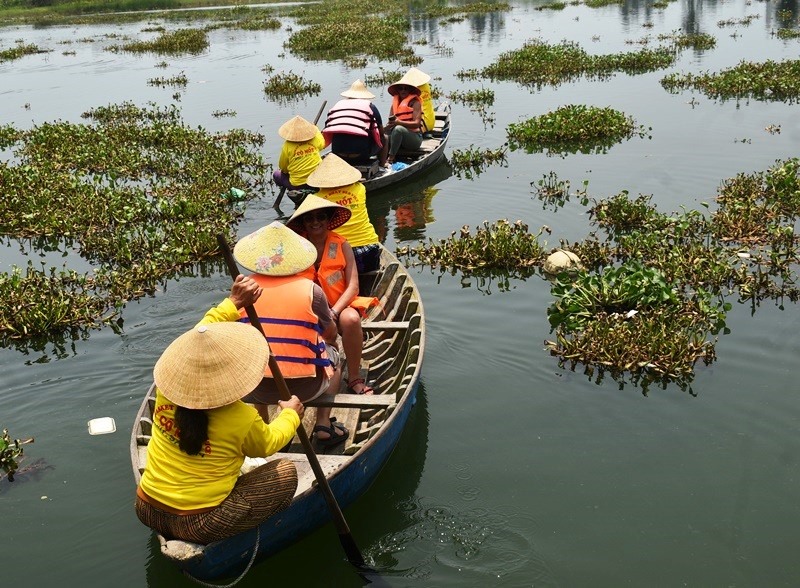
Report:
313,232,379,317
391,94,422,133
238,274,333,379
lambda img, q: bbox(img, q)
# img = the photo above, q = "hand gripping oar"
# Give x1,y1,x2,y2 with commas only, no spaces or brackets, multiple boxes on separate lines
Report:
216,234,371,571
273,100,328,210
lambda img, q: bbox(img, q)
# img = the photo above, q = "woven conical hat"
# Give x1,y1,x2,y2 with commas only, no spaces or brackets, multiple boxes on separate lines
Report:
154,322,268,409
388,67,430,95
341,79,375,99
278,115,318,142
306,153,362,188
233,221,317,276
287,194,352,231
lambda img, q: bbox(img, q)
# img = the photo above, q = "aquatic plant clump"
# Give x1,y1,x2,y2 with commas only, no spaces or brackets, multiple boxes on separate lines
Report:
1,429,34,483
507,105,651,155
263,72,321,101
0,42,50,61
0,102,270,341
113,28,209,55
449,145,508,179
660,59,800,103
397,219,548,288
458,39,676,88
284,17,409,62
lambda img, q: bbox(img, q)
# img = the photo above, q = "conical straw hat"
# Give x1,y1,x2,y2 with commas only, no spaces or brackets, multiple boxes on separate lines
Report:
340,79,375,99
287,194,352,232
278,115,318,142
154,322,268,409
388,67,430,95
233,221,317,276
306,153,362,188
402,67,431,86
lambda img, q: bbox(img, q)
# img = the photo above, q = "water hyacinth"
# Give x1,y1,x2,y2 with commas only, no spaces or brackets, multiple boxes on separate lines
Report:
449,145,508,179
112,28,209,55
263,72,321,101
147,72,188,87
0,42,49,61
397,219,548,290
458,39,676,88
660,59,800,103
285,17,409,61
1,103,269,342
507,105,651,155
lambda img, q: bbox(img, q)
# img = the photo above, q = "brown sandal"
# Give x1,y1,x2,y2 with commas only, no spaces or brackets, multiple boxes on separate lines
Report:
346,378,375,395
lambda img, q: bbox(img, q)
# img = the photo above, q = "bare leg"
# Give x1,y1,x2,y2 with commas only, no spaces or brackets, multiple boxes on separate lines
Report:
339,307,372,395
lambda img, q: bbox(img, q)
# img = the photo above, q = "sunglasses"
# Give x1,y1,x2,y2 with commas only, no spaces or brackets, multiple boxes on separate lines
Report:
302,211,331,223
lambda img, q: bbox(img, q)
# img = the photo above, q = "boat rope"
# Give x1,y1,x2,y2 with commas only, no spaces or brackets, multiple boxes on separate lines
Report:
182,527,260,588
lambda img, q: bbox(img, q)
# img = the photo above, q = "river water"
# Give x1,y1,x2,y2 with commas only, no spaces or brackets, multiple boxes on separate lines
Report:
2,0,800,586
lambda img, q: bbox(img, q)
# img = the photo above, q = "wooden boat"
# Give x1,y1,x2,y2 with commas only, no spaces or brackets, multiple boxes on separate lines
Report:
356,102,451,194
130,245,425,582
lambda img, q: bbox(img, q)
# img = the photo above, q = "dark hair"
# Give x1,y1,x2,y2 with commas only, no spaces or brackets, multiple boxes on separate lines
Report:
175,406,209,456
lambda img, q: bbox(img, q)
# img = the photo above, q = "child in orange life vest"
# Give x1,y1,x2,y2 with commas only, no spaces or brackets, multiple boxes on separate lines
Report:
305,153,382,283
273,115,328,190
288,195,380,396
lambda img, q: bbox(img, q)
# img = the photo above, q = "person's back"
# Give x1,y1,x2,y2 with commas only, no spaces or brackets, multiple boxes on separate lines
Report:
323,80,388,167
233,222,349,447
274,115,326,190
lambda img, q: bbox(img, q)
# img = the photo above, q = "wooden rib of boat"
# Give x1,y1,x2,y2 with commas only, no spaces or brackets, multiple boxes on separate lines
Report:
130,244,425,581
356,102,451,194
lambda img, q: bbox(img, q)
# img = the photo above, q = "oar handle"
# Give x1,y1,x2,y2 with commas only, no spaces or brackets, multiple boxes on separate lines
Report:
216,234,365,566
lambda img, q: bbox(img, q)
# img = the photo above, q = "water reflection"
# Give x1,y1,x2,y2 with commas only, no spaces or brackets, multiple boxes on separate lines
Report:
368,158,453,245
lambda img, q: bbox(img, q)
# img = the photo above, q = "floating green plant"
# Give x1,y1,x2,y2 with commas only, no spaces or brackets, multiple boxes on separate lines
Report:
1,102,269,342
263,72,321,101
776,29,800,40
1,429,34,483
0,42,50,61
507,105,651,156
661,59,800,103
533,172,590,210
458,39,676,89
449,145,508,179
285,17,409,62
147,72,187,87
397,219,548,290
658,30,716,50
112,28,208,55
448,87,495,107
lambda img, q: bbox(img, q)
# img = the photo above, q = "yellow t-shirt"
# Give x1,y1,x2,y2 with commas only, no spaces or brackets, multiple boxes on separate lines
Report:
278,130,326,186
315,182,379,248
418,83,435,134
139,299,300,510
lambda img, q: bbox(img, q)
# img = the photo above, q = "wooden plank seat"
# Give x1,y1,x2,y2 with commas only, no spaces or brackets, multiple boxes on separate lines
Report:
305,393,397,409
362,320,410,332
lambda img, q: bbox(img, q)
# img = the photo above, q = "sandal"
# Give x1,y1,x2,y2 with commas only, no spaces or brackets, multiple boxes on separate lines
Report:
346,378,375,395
313,418,349,447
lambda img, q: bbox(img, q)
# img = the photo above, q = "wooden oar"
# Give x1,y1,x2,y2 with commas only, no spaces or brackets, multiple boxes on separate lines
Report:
215,234,368,569
273,100,328,210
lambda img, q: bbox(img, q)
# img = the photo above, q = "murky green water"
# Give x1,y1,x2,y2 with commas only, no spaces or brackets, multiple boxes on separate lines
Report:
3,1,800,586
